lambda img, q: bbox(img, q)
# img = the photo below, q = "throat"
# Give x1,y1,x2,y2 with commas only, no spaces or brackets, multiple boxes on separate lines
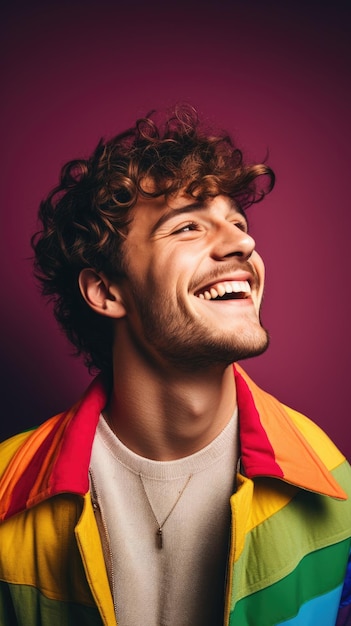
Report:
108,358,237,461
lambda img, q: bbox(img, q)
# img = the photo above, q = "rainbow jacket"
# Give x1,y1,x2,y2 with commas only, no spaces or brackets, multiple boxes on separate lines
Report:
0,365,351,626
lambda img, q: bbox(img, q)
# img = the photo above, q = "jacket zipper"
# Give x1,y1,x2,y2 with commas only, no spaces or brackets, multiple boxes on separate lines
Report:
89,469,118,622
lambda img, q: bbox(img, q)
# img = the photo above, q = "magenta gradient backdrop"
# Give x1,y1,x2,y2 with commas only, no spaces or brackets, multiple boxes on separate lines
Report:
1,1,350,458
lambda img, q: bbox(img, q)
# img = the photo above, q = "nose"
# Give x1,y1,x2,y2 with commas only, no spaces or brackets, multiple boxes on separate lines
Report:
210,220,256,261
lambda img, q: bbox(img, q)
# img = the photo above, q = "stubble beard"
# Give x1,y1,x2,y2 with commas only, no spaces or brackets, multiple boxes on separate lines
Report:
128,286,270,372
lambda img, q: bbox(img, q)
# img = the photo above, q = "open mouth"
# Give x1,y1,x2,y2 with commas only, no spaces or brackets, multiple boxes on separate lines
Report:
195,280,251,301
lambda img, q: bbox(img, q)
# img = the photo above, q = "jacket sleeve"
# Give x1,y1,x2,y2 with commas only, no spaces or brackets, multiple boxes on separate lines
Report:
336,549,351,625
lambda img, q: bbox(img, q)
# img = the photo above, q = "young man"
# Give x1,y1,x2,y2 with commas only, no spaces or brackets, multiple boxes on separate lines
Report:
0,106,350,626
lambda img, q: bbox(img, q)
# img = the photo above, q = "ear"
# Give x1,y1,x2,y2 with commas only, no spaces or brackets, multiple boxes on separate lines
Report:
78,268,127,319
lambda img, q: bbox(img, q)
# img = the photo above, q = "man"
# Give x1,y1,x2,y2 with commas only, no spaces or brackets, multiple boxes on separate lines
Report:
0,106,350,626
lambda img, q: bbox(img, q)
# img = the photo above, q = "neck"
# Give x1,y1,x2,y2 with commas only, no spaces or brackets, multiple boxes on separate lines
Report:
105,340,237,461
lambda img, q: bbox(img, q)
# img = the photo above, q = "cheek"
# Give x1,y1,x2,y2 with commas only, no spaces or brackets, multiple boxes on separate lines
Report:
252,251,265,283
125,242,194,299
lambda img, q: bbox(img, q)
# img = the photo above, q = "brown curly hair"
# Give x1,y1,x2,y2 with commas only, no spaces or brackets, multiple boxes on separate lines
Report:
32,104,275,373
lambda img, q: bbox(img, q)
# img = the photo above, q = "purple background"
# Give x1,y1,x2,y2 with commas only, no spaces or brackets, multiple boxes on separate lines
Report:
1,1,350,459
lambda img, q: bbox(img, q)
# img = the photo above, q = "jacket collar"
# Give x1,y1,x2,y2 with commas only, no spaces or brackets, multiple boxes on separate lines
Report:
234,366,346,499
0,366,346,521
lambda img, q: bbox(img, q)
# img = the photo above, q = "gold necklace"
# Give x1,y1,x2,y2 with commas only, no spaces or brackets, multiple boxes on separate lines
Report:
138,473,193,549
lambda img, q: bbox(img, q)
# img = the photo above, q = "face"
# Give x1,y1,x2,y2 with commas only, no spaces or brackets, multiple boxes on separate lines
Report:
116,191,269,371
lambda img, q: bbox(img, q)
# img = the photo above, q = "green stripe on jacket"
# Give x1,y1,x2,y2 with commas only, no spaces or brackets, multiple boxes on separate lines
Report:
227,462,351,615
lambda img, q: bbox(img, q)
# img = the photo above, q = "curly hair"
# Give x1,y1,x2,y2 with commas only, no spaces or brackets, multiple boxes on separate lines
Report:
32,104,275,374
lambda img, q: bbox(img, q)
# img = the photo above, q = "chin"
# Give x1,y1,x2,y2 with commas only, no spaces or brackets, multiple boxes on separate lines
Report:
162,329,270,372
217,328,270,365
231,338,270,363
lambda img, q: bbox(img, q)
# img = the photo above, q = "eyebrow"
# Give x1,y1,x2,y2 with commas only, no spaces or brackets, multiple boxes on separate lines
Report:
150,197,246,235
150,201,203,234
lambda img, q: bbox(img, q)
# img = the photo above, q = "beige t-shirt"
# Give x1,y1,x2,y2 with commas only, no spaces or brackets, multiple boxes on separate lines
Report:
89,410,239,626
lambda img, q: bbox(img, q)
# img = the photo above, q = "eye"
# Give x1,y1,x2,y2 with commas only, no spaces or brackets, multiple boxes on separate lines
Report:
233,219,248,233
173,221,200,234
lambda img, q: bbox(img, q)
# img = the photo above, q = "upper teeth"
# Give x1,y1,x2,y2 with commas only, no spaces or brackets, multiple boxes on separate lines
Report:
197,280,251,300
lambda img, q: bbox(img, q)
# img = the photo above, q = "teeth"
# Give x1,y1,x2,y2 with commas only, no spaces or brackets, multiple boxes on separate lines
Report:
197,280,251,300
217,284,226,297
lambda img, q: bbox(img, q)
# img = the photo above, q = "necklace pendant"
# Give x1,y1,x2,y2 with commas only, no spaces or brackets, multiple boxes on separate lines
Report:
139,472,192,551
156,528,163,549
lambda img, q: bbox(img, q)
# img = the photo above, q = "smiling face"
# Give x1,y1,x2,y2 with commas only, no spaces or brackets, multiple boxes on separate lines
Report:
116,191,269,371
